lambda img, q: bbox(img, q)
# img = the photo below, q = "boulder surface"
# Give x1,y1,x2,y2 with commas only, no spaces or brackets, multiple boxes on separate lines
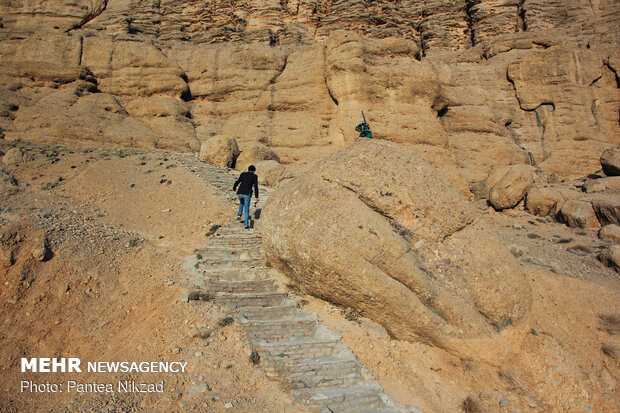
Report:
199,136,240,168
488,164,535,210
601,146,620,176
262,140,531,355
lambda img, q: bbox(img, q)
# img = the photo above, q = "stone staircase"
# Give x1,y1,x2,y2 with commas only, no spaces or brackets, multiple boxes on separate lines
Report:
182,163,419,413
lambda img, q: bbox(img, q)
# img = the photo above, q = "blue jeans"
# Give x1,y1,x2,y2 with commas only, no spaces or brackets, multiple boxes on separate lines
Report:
237,194,251,227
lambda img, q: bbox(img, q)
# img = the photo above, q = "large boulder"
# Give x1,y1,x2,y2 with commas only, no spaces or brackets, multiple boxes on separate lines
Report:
2,147,27,165
592,191,620,226
599,245,620,272
583,176,620,193
599,225,620,244
488,165,535,210
556,200,601,230
236,144,280,172
199,136,240,168
262,140,531,356
525,187,565,216
253,160,291,187
600,146,620,176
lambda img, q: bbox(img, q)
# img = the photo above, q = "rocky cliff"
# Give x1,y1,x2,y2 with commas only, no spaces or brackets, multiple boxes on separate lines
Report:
0,0,618,187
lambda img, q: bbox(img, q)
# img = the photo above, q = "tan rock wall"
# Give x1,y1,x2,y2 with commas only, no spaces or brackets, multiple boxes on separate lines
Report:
0,0,618,182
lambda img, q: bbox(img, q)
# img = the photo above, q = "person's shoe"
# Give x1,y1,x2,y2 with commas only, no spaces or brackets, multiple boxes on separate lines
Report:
245,226,250,230
237,214,242,220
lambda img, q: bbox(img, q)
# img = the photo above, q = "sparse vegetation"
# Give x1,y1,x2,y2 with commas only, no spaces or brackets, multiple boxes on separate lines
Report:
461,396,480,413
341,307,361,322
188,290,213,301
602,344,619,359
599,314,620,334
286,283,302,295
196,253,203,260
567,244,594,254
205,224,221,237
40,181,59,190
218,316,234,327
249,351,260,365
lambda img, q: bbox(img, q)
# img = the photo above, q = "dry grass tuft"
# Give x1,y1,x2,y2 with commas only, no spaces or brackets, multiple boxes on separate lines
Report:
461,396,481,413
602,343,620,359
599,314,620,334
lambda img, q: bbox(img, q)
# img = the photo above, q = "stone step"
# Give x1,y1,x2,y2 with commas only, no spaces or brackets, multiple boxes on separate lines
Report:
213,291,288,309
298,384,390,413
198,259,265,270
212,230,263,238
277,357,363,390
198,250,262,260
241,314,318,342
205,242,262,250
236,302,299,320
259,338,339,363
203,279,275,294
209,236,263,245
199,244,259,252
199,266,272,280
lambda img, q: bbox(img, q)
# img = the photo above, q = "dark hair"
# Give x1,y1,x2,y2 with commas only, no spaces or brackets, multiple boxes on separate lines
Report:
248,165,256,172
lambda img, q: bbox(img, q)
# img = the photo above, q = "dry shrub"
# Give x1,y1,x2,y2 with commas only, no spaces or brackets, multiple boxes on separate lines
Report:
599,314,620,334
461,395,481,413
602,343,620,359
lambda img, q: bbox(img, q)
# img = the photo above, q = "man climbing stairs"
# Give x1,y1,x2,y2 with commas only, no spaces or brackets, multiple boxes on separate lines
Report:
182,163,420,413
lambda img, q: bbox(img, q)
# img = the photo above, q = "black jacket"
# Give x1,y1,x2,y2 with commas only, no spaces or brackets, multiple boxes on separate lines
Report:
233,172,259,197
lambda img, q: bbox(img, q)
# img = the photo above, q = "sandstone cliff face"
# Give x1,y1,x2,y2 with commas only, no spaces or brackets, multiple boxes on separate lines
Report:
0,0,618,183
262,140,532,357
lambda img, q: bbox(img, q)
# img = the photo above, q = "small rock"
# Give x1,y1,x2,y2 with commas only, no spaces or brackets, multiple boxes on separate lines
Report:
0,248,14,267
556,200,600,230
512,223,523,229
2,147,26,165
195,351,203,357
599,244,620,272
187,384,209,396
225,402,233,409
179,294,189,303
508,244,527,258
32,238,51,261
500,395,508,406
599,224,620,244
600,146,620,176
